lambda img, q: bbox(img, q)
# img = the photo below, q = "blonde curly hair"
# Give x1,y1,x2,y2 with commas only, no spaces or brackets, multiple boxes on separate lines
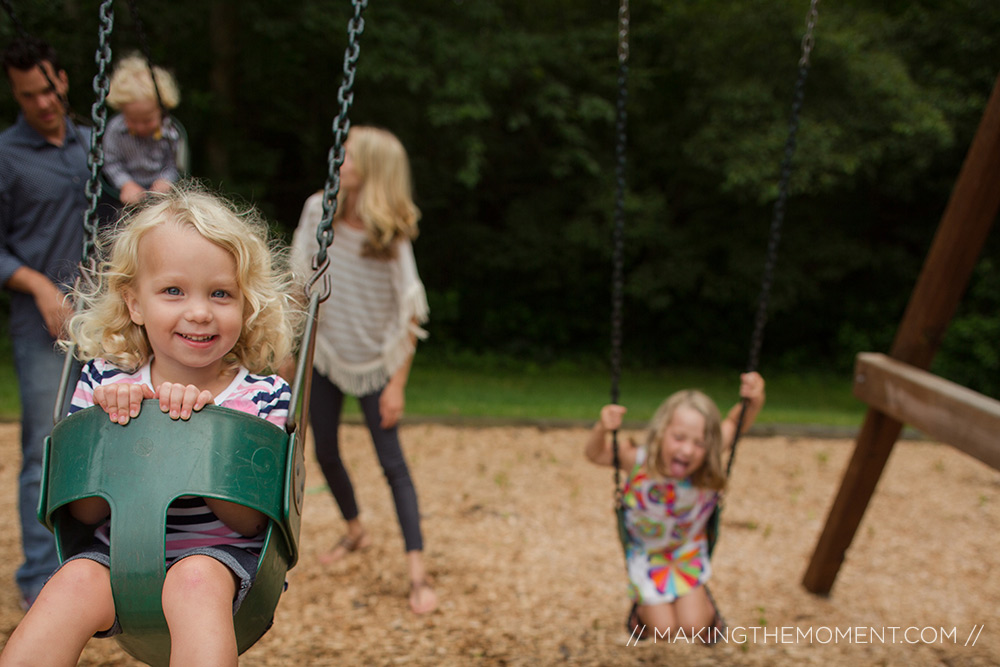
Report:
66,181,300,374
643,389,727,491
106,52,180,109
336,126,420,259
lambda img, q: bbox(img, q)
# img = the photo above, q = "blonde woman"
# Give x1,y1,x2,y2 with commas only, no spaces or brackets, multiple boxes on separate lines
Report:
290,126,437,614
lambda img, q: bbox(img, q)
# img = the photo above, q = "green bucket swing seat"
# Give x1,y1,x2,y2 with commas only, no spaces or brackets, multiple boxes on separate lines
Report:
37,401,305,665
38,0,365,660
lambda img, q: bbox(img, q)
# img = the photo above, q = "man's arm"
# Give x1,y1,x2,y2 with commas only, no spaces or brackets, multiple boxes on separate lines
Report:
4,265,72,338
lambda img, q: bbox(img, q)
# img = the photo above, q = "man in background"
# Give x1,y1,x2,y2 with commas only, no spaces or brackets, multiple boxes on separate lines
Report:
0,36,88,609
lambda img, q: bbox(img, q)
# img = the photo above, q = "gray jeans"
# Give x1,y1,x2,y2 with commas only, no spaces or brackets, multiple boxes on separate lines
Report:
310,370,424,552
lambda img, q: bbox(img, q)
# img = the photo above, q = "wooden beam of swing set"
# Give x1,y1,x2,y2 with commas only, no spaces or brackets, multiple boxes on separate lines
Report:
852,353,1000,472
802,69,1000,596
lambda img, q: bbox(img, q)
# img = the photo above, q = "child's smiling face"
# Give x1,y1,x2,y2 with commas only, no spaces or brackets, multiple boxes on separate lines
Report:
124,221,244,386
658,405,708,479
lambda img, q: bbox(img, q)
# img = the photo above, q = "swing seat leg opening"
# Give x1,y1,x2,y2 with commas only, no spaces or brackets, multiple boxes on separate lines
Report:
38,403,305,666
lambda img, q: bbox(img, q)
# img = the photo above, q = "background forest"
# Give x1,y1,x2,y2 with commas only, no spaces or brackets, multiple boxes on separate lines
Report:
2,0,998,398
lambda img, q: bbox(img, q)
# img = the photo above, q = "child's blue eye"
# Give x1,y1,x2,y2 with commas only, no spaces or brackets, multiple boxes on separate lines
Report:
165,287,181,296
212,289,230,299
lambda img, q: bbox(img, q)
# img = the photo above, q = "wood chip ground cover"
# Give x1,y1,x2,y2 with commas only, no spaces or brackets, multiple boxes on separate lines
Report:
0,422,996,665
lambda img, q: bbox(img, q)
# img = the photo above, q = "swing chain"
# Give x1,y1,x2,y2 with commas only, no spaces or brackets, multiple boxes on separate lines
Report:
0,0,25,38
314,0,368,278
727,0,819,480
81,0,115,265
617,0,629,65
746,0,819,377
799,0,820,68
610,0,630,501
287,0,367,440
127,0,166,113
610,0,629,403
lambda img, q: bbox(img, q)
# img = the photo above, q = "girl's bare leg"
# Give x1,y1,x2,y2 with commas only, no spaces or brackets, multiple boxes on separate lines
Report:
639,586,716,642
673,585,717,639
161,555,238,667
0,559,116,667
637,601,678,641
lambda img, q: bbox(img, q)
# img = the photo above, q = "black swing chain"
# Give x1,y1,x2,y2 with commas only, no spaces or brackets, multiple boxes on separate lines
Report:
284,0,368,439
46,0,114,427
311,0,367,300
127,0,167,114
726,0,819,478
0,0,26,38
81,0,115,266
610,0,629,498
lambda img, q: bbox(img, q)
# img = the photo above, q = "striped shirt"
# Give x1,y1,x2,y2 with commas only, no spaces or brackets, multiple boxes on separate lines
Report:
290,192,429,396
101,113,180,190
71,358,291,558
0,114,90,338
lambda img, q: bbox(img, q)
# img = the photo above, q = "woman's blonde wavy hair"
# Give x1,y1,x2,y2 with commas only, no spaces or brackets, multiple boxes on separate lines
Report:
65,182,301,374
643,389,727,491
337,126,420,259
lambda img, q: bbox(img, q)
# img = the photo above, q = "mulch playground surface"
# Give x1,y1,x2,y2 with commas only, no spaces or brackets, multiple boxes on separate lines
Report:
0,421,997,665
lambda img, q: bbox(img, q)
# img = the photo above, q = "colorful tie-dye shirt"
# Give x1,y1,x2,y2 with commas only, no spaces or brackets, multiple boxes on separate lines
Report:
621,447,719,604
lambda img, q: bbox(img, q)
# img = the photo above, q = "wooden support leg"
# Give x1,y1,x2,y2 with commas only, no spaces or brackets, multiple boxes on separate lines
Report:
801,409,903,595
803,72,1000,597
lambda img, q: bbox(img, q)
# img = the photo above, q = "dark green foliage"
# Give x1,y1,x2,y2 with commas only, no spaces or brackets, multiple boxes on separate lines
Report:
1,0,998,398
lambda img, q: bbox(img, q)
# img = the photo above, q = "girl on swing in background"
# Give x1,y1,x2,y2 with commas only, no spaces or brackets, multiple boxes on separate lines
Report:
585,372,765,642
290,126,437,615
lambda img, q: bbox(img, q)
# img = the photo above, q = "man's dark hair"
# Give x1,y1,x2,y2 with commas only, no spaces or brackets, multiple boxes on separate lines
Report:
2,36,60,79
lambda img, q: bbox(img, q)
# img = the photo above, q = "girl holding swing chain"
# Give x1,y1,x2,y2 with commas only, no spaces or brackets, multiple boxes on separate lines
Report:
585,372,765,642
1,182,300,666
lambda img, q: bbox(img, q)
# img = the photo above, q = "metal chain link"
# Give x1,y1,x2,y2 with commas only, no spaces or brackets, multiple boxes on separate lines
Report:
127,0,166,112
799,0,819,68
0,0,26,37
610,0,629,494
81,0,115,265
617,0,629,65
53,0,115,425
311,0,367,299
726,0,819,478
288,0,368,436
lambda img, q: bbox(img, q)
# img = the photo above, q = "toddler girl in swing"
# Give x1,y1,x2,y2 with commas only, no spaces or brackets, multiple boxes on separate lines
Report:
0,182,298,665
584,372,765,643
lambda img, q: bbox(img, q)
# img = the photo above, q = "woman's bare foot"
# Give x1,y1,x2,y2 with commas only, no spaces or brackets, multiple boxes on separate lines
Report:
409,579,438,615
318,528,370,565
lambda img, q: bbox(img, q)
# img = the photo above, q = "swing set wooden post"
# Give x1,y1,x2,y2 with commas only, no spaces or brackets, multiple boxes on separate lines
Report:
802,70,1000,596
